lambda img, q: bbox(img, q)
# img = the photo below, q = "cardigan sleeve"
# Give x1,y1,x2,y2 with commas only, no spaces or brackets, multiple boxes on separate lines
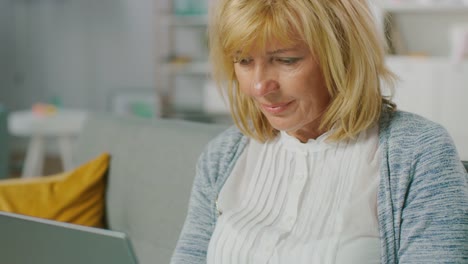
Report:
398,123,468,263
170,149,217,264
170,127,247,264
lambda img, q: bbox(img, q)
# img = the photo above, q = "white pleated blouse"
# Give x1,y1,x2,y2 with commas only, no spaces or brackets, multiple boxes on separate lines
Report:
207,125,381,264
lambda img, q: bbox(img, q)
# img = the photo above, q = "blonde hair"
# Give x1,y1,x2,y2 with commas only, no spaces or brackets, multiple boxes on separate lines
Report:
209,0,396,142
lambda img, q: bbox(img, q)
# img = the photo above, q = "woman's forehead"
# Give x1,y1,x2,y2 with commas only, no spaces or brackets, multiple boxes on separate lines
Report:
234,39,309,55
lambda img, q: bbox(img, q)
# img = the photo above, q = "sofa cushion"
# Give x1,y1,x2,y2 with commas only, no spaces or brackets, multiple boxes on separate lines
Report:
73,114,227,264
0,153,109,227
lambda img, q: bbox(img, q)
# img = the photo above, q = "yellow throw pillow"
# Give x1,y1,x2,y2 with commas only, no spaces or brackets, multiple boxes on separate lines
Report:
0,153,109,228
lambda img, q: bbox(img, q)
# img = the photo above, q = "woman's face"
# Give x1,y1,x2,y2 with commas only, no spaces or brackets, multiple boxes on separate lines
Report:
234,41,331,142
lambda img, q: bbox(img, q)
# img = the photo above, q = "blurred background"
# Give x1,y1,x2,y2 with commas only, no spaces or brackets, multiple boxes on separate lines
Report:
0,0,467,177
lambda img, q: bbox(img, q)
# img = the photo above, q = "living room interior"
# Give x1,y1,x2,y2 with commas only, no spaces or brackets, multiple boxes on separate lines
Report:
0,0,467,263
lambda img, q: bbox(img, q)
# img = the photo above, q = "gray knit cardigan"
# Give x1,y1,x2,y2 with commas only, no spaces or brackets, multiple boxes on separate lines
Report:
171,110,468,264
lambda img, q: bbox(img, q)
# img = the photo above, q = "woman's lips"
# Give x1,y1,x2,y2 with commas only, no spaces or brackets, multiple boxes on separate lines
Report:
260,101,293,115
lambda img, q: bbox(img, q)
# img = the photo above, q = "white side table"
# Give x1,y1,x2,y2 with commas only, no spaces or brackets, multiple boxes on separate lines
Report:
8,110,88,178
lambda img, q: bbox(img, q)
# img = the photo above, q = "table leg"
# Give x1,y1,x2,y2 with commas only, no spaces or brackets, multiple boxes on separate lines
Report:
22,136,44,178
58,135,74,171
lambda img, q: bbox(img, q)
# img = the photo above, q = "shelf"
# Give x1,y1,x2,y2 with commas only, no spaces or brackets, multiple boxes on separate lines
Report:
386,55,468,66
157,10,212,122
381,3,468,12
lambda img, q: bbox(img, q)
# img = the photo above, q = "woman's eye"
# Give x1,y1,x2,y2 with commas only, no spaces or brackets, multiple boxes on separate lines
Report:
276,57,300,65
235,57,253,65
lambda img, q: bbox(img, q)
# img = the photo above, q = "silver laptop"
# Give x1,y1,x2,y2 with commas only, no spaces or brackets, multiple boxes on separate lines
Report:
0,211,139,264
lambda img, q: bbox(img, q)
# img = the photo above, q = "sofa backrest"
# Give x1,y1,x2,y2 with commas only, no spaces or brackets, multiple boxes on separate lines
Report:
0,105,9,179
73,113,227,264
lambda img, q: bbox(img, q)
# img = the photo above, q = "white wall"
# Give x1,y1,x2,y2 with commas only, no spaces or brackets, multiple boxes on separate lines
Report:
392,12,468,56
85,0,157,112
3,0,156,112
388,56,468,160
0,0,15,107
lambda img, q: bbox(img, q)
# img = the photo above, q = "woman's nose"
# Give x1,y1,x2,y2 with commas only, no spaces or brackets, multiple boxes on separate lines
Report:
251,65,279,97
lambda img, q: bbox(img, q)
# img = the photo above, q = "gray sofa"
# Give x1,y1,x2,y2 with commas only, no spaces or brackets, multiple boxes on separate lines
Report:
72,113,227,264
73,113,468,264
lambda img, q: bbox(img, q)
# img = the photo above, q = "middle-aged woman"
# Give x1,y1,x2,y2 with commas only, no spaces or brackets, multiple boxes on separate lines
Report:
171,0,468,263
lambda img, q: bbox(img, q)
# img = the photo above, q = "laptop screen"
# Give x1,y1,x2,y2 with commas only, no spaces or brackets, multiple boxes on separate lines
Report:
0,211,139,264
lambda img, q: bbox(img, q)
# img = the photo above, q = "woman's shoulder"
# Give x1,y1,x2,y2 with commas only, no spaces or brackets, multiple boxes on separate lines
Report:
380,109,451,144
205,125,248,155
196,125,249,184
379,109,461,171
